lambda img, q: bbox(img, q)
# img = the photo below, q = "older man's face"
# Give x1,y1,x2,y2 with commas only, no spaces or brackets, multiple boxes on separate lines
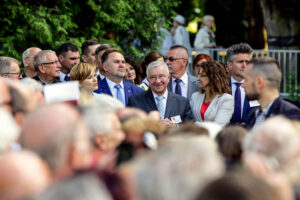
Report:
147,65,170,96
166,48,187,79
40,53,61,78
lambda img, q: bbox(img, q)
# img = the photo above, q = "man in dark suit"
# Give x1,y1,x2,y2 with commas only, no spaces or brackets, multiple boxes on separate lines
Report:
226,43,257,125
94,49,143,105
128,60,194,127
166,45,198,101
242,57,300,129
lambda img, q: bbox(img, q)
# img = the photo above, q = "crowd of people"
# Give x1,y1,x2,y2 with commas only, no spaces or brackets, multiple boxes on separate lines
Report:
1,20,300,200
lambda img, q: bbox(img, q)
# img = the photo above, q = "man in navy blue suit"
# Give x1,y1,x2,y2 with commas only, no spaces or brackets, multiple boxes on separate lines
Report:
128,60,194,128
226,43,257,125
242,57,300,129
94,49,143,105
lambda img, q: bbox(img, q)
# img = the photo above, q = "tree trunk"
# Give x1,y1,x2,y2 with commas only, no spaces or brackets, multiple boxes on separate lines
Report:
260,0,300,49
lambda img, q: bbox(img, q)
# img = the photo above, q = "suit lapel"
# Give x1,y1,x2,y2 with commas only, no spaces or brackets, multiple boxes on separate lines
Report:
165,92,176,119
123,80,133,105
204,95,219,120
145,90,157,110
102,78,113,96
167,80,173,93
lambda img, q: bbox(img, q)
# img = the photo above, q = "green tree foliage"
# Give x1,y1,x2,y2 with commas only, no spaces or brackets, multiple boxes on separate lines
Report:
0,0,179,60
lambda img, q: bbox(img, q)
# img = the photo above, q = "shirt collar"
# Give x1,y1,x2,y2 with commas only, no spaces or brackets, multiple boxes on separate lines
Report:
231,77,244,84
172,72,188,85
106,77,124,89
153,90,168,100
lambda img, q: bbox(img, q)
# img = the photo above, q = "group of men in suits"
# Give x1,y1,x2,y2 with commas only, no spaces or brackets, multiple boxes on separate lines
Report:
14,40,300,129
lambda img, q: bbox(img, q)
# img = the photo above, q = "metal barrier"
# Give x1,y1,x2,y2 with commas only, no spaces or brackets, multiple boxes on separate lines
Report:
193,48,300,99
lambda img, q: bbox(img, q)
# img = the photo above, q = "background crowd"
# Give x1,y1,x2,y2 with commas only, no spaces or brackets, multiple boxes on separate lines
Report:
1,14,300,200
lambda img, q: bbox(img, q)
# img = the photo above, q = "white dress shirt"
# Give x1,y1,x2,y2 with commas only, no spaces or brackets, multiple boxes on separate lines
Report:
153,90,168,118
106,78,125,101
59,71,69,82
172,72,188,98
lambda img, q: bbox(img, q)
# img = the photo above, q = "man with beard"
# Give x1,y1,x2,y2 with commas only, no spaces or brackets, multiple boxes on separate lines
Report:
94,49,143,105
242,57,300,129
226,43,257,125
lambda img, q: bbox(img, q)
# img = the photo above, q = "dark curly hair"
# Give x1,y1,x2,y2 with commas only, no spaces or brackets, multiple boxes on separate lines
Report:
125,56,140,84
199,60,231,96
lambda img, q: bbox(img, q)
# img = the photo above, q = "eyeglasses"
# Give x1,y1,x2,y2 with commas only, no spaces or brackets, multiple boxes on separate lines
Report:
148,74,168,81
40,61,60,65
4,72,21,76
164,57,185,62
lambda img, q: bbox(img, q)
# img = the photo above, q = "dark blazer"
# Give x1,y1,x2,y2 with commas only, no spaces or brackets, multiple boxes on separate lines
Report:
128,89,195,122
33,76,61,85
94,78,144,105
245,96,300,129
229,78,257,124
167,73,199,100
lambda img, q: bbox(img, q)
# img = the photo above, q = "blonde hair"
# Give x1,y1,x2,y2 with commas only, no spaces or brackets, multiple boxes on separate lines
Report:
70,63,96,83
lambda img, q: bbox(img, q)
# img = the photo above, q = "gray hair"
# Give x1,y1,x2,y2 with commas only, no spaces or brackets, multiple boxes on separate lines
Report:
243,116,300,170
32,173,112,200
248,57,282,89
21,77,43,92
94,94,125,112
81,105,115,142
0,57,20,74
226,43,253,62
203,15,214,24
132,136,224,200
22,47,32,60
0,109,20,153
34,50,56,72
146,60,169,77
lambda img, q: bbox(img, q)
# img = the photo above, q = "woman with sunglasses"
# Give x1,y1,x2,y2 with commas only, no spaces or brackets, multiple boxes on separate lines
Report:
190,60,234,127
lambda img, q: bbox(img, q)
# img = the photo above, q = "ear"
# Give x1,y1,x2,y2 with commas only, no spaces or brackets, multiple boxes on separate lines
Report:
94,135,108,151
39,65,46,73
58,55,64,62
13,112,24,128
23,58,29,67
257,76,265,88
81,55,87,63
102,63,108,72
226,62,232,71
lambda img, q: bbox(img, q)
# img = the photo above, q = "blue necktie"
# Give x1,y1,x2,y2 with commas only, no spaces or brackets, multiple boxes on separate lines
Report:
234,82,242,122
114,84,124,104
156,96,165,119
175,79,182,95
64,75,70,81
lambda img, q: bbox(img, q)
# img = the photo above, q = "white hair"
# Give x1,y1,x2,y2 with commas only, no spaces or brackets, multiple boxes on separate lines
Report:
21,77,43,92
132,136,224,200
203,15,214,24
146,60,169,77
0,109,20,153
94,94,125,112
81,105,115,141
243,116,300,170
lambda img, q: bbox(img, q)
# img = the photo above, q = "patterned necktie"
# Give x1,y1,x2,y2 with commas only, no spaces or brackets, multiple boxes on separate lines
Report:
175,79,182,95
114,84,124,104
234,82,242,122
156,96,165,119
64,75,70,81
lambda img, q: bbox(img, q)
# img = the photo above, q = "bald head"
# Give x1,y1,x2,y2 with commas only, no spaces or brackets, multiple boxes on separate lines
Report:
21,103,92,174
0,151,51,200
